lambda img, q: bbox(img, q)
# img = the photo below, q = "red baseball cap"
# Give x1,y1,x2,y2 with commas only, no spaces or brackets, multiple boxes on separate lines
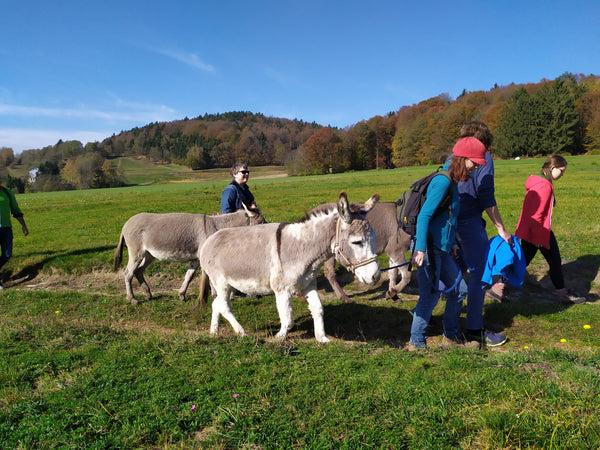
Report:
452,137,487,165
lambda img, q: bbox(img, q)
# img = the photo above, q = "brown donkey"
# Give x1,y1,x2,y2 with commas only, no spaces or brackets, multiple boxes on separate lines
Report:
314,201,412,302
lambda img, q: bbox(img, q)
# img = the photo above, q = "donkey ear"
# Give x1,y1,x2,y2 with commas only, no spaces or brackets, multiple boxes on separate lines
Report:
337,192,351,223
363,194,380,212
241,201,259,217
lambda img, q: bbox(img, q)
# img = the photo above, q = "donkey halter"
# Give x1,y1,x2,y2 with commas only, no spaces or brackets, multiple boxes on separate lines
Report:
334,218,377,274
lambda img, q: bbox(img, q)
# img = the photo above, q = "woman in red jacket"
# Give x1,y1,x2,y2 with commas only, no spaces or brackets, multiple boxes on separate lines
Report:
514,155,585,304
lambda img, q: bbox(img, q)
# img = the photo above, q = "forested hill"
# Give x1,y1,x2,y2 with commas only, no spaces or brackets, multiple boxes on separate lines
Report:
102,112,323,170
6,72,600,192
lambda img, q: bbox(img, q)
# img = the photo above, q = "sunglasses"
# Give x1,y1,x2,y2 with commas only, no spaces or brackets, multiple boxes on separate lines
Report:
238,170,250,175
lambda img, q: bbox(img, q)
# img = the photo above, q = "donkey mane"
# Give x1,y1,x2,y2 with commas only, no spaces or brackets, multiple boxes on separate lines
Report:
296,204,337,223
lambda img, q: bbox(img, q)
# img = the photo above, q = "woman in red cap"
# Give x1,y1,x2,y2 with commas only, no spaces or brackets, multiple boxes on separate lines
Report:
408,137,486,351
452,121,511,347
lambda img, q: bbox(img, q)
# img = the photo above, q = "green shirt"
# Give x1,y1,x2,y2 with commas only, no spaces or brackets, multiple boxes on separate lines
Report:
0,186,23,228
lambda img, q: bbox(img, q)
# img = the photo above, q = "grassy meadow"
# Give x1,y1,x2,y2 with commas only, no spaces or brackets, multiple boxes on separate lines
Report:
1,155,599,448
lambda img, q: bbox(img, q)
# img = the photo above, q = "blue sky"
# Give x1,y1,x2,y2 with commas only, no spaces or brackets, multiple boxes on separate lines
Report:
2,0,599,153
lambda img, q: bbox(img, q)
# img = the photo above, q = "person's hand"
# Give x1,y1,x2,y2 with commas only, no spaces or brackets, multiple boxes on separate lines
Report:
412,250,425,267
450,245,460,258
22,224,29,236
498,227,513,246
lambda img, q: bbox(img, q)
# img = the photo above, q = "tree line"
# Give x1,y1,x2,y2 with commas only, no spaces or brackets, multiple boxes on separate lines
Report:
3,72,599,192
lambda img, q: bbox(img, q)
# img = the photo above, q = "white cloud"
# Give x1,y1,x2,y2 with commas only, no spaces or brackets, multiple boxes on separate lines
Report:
0,98,181,152
150,47,216,73
0,102,177,124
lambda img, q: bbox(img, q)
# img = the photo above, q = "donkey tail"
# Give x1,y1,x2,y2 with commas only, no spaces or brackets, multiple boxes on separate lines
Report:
193,271,210,310
114,232,125,271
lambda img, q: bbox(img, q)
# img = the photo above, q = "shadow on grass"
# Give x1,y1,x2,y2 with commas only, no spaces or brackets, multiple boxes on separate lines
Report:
477,254,600,334
305,254,600,343
323,301,413,344
4,245,115,285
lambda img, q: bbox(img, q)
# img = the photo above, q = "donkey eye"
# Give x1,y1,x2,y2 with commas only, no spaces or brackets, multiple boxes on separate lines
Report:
351,240,364,246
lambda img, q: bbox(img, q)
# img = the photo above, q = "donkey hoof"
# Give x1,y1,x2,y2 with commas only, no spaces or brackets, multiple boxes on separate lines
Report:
317,336,331,343
385,290,399,300
341,295,352,303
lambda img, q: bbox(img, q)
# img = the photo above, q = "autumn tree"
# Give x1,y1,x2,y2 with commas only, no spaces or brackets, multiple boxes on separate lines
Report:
297,127,345,174
186,145,210,170
0,147,15,166
392,95,450,167
577,77,600,153
61,153,125,189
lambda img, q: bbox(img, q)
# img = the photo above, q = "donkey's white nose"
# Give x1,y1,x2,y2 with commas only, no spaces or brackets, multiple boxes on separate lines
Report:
356,262,380,285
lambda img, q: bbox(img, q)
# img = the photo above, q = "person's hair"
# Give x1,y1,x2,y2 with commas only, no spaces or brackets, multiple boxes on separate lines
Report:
459,120,493,150
230,161,248,177
448,156,470,182
541,155,567,182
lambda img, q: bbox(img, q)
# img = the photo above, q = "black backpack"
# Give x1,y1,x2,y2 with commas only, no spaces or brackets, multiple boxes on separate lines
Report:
396,167,452,237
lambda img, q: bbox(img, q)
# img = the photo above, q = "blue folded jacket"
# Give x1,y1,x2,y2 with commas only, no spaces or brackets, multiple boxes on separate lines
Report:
482,235,526,288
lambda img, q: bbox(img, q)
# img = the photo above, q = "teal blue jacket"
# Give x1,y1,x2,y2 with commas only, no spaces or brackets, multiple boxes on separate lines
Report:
0,186,23,228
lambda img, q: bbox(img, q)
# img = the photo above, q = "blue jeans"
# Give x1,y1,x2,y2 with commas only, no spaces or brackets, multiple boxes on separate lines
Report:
0,227,13,270
409,246,466,347
457,216,488,331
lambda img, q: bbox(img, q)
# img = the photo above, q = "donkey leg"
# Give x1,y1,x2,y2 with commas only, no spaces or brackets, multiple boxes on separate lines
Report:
385,262,400,300
274,291,294,340
131,253,154,301
178,261,199,301
303,287,330,343
123,265,137,304
386,257,411,299
323,257,352,303
397,264,411,292
210,287,246,336
124,253,147,304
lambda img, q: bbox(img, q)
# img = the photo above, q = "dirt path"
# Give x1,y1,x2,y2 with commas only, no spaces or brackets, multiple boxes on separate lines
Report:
17,256,599,303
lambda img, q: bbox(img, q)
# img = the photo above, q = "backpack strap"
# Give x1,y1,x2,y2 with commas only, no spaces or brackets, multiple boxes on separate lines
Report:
430,168,453,219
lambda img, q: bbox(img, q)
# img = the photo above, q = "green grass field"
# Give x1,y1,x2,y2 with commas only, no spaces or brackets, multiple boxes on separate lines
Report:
1,155,599,448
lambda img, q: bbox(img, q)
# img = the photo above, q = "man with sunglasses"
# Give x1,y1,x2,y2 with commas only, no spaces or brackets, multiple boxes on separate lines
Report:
220,162,256,213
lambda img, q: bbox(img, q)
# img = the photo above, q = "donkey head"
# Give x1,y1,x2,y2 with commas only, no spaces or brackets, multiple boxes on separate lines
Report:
241,202,267,225
335,192,380,285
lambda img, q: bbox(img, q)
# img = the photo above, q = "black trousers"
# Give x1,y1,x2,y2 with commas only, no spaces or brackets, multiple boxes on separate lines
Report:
520,231,564,290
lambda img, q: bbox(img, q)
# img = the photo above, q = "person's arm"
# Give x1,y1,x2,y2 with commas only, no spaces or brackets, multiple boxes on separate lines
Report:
476,155,513,245
15,215,28,236
485,205,512,245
